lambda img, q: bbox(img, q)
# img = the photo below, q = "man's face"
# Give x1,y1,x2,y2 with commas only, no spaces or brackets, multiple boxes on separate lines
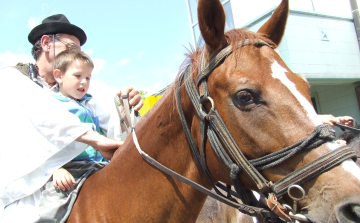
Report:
58,60,92,100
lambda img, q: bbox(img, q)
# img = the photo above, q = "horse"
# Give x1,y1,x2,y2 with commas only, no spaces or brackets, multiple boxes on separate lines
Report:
67,0,360,222
196,187,254,223
338,125,360,166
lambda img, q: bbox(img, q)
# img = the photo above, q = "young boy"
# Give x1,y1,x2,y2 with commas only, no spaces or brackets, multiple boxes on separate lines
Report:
35,49,112,222
51,49,106,191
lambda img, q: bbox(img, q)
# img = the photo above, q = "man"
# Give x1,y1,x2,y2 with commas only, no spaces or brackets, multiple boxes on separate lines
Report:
0,14,143,222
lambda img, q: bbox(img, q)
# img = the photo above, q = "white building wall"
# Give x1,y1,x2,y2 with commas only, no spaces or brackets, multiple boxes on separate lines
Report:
229,0,360,133
230,0,352,28
185,0,360,132
311,84,360,135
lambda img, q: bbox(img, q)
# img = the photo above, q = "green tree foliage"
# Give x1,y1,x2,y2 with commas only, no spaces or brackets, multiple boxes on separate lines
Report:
139,90,147,100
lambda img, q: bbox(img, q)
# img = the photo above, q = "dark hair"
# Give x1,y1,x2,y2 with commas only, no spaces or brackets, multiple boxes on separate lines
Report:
31,34,61,60
338,124,360,144
54,49,94,73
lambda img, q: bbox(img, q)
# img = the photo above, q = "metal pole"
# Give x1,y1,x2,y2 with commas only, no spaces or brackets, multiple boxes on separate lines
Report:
310,0,316,11
185,0,196,47
349,0,360,50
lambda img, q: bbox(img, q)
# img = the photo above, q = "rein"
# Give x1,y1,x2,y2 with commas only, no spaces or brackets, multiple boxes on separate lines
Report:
334,122,360,133
117,95,278,219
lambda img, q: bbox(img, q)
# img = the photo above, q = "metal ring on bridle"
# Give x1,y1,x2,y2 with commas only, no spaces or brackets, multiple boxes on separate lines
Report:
287,184,306,201
199,96,215,119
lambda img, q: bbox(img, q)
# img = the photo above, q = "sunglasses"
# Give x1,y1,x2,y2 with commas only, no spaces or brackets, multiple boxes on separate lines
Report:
56,38,79,50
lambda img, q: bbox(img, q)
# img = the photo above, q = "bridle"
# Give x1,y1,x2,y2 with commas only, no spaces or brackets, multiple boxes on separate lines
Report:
119,39,357,222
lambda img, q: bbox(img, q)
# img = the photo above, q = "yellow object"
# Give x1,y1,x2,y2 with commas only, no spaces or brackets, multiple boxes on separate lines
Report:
138,95,163,116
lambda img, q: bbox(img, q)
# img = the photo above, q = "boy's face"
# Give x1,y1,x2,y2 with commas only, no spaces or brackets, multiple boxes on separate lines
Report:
56,60,92,100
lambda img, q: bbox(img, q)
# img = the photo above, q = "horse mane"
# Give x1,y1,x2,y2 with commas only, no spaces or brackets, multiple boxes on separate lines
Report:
169,28,276,90
181,28,275,79
161,28,277,113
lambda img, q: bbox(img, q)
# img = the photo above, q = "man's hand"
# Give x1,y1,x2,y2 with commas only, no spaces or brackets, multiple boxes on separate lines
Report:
53,167,76,191
336,139,347,146
76,131,123,160
117,86,144,111
319,115,337,127
318,115,355,128
338,116,355,127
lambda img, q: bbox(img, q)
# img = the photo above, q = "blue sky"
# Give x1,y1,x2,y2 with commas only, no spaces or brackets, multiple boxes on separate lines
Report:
0,0,354,98
0,0,193,96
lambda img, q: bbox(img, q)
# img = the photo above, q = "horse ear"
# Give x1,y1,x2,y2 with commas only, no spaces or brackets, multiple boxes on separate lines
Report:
257,0,289,45
197,0,226,51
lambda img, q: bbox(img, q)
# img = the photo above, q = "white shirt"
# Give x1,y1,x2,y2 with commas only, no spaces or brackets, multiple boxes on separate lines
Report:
0,67,94,221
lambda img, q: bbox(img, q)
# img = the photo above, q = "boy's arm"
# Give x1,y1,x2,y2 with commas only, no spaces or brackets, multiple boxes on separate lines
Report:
76,131,123,160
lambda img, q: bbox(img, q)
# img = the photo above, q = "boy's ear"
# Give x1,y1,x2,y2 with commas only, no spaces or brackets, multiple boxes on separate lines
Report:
53,69,62,83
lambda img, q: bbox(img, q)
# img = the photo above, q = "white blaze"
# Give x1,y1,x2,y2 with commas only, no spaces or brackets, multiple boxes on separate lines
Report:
270,61,321,125
270,61,360,181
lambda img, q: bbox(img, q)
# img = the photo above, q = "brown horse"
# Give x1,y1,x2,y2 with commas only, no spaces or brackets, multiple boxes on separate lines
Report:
67,0,360,222
196,187,254,223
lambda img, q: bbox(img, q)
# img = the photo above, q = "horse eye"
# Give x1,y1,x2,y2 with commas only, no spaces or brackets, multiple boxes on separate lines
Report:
237,91,254,104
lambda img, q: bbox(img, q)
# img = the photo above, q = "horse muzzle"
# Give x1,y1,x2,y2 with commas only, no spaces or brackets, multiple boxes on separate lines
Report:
335,196,360,223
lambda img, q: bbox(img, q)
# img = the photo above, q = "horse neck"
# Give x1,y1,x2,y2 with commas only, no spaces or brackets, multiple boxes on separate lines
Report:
103,84,209,222
132,85,204,179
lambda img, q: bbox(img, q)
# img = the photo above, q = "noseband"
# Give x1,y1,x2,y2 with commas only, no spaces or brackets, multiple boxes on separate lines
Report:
174,39,357,221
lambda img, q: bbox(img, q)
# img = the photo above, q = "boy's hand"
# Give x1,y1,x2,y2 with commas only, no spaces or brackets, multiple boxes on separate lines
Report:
53,167,76,191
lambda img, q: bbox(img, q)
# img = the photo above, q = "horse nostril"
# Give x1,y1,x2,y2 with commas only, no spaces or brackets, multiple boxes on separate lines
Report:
335,201,360,222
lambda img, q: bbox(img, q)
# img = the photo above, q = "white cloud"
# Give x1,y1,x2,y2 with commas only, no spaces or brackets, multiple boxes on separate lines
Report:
42,4,49,12
0,51,34,69
88,79,120,111
169,72,177,80
142,82,162,96
0,51,13,63
18,47,23,51
92,58,106,75
119,59,130,65
28,16,44,30
84,49,94,55
137,51,145,59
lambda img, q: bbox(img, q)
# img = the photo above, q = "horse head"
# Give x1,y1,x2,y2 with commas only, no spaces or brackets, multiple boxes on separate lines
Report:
190,0,360,222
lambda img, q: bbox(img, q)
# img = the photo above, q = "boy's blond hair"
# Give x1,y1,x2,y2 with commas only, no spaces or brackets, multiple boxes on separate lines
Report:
54,49,94,72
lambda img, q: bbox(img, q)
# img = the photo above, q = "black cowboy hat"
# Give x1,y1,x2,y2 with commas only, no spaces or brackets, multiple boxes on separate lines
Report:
28,14,87,46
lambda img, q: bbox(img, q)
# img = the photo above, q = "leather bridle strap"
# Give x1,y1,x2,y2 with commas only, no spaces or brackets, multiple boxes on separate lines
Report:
196,39,270,85
114,93,136,135
271,146,356,196
131,124,279,219
195,40,273,191
174,66,278,219
334,122,360,133
249,124,337,171
176,66,231,199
